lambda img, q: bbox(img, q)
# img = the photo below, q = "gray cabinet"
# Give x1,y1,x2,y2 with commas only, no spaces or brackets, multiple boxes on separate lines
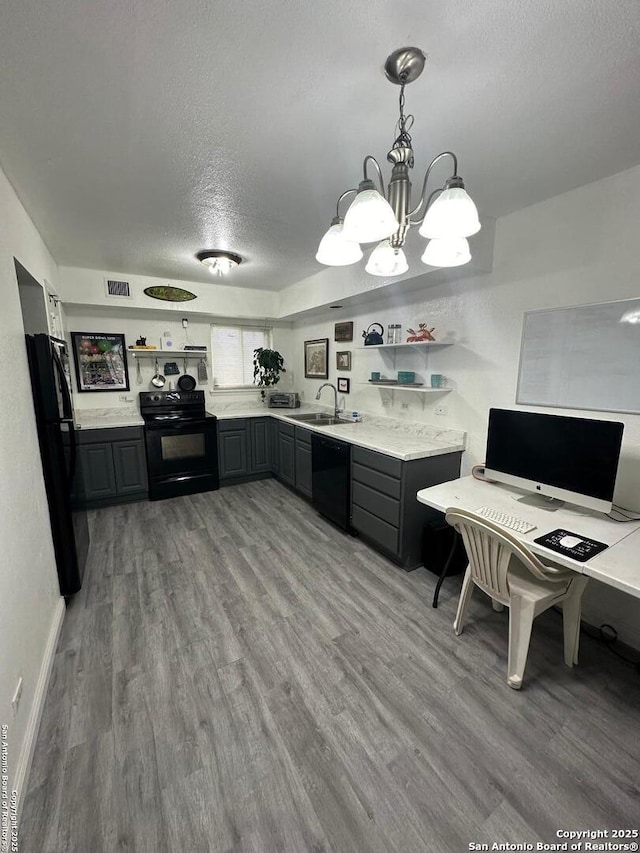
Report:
351,444,462,570
218,421,249,480
250,418,271,474
277,422,295,487
218,418,272,484
77,427,147,507
294,427,312,498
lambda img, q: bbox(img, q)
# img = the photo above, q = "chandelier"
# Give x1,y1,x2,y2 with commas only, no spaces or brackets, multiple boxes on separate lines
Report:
316,47,480,276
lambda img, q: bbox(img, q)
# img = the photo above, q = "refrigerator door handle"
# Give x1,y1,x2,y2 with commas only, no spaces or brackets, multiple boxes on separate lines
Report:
52,344,73,422
52,346,77,484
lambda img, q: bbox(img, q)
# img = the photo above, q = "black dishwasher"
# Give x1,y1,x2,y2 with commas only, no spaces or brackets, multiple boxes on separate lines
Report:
311,433,351,530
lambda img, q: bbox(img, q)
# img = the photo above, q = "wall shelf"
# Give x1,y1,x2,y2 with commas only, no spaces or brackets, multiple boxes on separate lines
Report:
358,383,451,394
127,349,208,359
359,342,453,350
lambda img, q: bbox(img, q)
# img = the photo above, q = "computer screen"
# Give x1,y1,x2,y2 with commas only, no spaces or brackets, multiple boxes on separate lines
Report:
485,409,624,512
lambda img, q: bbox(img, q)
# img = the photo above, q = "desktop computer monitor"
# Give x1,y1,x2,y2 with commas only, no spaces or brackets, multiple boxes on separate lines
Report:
484,409,624,513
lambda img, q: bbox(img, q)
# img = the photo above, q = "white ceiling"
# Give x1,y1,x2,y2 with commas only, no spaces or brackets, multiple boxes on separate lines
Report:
1,0,639,292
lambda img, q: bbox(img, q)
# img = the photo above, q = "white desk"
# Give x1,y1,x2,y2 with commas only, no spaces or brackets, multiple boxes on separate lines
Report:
417,476,640,599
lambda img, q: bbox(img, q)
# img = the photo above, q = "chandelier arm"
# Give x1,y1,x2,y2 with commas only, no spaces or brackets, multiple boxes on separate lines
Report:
407,151,459,219
409,188,443,226
335,189,358,219
363,155,386,196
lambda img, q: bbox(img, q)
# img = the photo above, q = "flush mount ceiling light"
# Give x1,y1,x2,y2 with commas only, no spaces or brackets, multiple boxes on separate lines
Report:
196,250,243,277
316,47,480,277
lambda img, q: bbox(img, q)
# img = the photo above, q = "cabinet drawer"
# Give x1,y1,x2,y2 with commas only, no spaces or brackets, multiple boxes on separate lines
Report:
352,481,400,527
278,421,295,438
77,426,143,444
352,446,402,479
352,462,401,500
218,418,247,432
352,505,399,556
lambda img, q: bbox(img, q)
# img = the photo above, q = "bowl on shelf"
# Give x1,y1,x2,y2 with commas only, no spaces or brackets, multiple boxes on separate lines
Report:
397,371,416,384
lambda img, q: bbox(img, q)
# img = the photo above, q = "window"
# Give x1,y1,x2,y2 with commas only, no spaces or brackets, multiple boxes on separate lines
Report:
211,325,271,388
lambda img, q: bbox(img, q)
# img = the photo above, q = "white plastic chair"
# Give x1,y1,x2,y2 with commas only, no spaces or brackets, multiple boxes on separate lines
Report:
445,507,589,689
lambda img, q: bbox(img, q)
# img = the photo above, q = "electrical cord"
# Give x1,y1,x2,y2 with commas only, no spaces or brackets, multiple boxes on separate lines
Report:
551,607,640,672
607,503,640,522
579,622,640,671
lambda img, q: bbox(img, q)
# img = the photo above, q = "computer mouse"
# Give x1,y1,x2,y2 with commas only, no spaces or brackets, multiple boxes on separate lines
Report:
559,534,582,549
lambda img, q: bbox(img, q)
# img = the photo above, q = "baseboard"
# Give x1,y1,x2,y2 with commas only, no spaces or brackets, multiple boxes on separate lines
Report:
13,597,65,818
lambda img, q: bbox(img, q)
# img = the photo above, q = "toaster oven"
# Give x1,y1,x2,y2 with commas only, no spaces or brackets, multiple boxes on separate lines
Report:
267,392,300,409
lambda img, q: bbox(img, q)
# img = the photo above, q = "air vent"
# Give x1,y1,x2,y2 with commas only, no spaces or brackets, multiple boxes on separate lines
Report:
104,278,132,298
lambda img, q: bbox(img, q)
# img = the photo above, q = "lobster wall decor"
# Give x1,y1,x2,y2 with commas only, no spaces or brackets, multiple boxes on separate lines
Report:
406,323,436,342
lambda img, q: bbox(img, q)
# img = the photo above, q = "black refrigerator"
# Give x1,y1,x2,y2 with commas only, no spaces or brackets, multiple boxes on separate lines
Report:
25,333,89,597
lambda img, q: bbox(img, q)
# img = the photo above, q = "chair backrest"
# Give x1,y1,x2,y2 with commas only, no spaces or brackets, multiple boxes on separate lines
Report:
445,507,567,600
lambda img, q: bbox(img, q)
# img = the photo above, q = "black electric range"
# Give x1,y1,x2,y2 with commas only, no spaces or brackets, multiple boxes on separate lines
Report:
140,390,219,500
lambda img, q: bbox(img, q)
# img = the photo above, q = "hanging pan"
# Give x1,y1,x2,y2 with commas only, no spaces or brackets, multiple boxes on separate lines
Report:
177,356,196,391
151,358,166,388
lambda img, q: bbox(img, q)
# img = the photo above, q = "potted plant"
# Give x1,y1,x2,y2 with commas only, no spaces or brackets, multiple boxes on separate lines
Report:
253,348,286,401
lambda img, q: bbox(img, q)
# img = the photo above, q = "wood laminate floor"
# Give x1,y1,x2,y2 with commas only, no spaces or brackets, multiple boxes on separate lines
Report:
20,480,640,852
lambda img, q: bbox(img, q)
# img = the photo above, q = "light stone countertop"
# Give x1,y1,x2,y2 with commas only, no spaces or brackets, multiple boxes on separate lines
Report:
74,401,466,461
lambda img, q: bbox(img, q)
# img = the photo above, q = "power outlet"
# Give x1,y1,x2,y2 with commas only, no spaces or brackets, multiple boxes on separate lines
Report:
435,405,448,416
11,677,23,717
119,395,134,403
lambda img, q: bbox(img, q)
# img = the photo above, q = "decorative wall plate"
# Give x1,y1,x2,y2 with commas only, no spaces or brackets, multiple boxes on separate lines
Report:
144,285,197,302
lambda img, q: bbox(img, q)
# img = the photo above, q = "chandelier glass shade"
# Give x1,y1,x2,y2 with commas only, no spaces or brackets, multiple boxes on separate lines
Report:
421,237,471,268
418,187,481,239
316,47,480,277
365,240,409,277
341,183,399,244
315,220,363,266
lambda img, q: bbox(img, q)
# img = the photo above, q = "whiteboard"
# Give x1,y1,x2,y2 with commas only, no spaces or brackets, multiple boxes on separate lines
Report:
516,298,640,414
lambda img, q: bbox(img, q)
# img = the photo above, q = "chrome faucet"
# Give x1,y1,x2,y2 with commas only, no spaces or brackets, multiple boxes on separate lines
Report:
316,382,341,417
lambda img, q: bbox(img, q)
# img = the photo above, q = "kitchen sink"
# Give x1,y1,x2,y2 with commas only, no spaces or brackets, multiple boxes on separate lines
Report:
286,412,352,426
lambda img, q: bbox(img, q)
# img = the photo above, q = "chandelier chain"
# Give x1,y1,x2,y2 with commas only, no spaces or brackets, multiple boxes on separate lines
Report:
392,77,414,150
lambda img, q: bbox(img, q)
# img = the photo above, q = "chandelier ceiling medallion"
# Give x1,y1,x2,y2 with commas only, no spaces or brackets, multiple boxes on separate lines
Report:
316,47,480,277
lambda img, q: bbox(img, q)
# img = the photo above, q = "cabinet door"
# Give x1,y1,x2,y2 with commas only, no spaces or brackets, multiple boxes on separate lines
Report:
278,431,295,486
113,440,148,495
218,430,249,479
79,444,117,501
295,439,312,498
249,418,271,474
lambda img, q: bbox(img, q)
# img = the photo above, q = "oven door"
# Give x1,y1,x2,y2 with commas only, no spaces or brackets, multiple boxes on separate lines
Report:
144,417,219,500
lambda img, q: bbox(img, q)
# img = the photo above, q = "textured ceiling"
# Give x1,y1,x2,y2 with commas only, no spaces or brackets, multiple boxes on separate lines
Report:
1,0,639,291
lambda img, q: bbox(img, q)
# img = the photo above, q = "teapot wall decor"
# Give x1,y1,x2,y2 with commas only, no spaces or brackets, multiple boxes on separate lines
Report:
362,323,385,346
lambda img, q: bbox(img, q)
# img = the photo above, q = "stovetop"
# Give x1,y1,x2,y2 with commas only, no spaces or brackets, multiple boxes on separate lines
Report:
139,390,214,422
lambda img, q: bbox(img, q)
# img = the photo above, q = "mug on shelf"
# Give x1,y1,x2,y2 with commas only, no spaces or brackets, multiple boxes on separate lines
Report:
430,374,447,388
370,371,381,381
397,371,416,384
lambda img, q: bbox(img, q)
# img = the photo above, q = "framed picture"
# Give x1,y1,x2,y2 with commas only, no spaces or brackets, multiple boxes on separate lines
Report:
71,332,130,392
304,338,329,379
334,321,354,342
337,377,350,394
336,351,351,371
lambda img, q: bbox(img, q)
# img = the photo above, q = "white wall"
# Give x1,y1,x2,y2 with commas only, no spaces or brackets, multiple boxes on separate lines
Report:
65,307,294,411
288,165,640,648
59,265,277,320
0,164,62,801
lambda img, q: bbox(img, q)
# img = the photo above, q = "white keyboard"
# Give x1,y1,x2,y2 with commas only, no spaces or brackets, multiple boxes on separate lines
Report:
475,506,537,534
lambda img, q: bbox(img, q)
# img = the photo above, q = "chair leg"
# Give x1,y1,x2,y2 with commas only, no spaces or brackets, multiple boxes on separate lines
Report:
562,577,589,667
453,567,474,636
507,595,536,689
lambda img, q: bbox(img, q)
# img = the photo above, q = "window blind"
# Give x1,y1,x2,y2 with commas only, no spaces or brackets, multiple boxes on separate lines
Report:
211,325,270,387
